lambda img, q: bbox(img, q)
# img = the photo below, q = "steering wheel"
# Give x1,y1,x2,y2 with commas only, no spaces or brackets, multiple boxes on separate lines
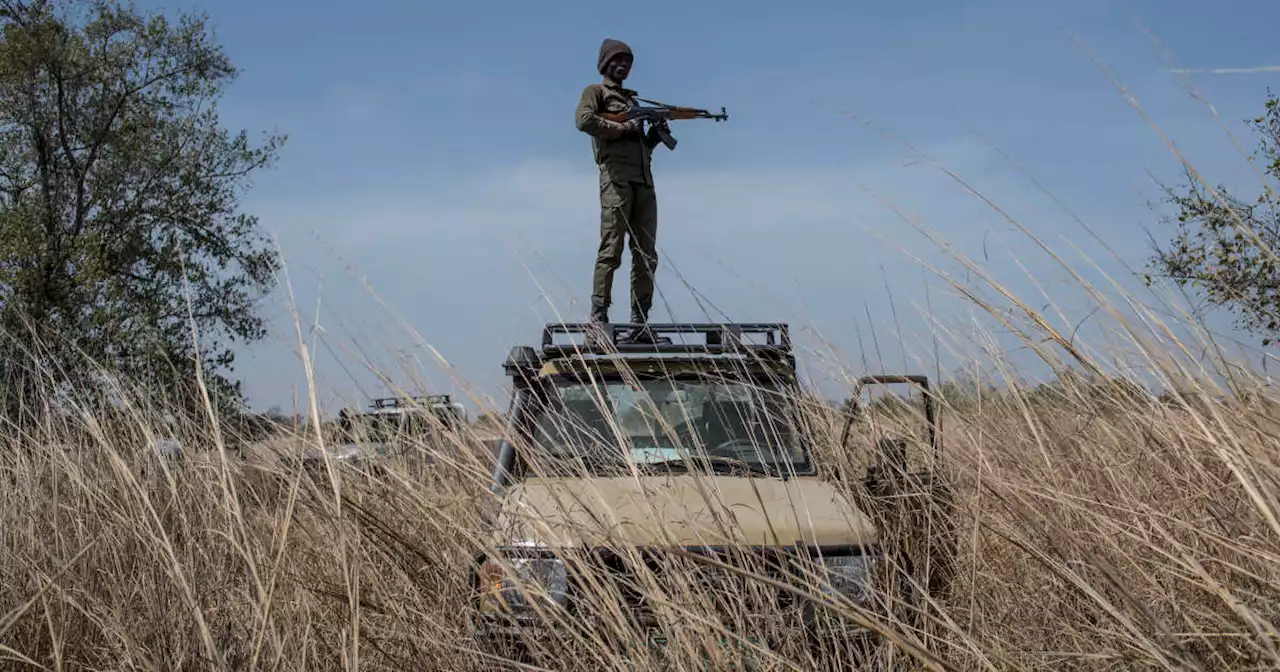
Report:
711,437,763,462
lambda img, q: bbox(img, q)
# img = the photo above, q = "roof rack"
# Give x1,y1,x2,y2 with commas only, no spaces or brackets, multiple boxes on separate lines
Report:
539,322,792,359
370,394,453,410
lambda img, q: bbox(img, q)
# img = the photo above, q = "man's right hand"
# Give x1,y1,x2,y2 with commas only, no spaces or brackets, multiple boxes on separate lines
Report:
620,118,644,134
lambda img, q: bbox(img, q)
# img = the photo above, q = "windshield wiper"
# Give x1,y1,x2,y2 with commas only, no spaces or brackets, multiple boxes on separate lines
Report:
639,456,775,477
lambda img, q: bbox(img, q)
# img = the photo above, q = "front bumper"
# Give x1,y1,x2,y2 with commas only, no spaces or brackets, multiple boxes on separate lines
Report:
469,612,877,671
467,545,883,655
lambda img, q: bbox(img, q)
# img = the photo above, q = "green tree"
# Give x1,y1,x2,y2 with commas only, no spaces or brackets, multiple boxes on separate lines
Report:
0,0,284,419
1148,91,1280,345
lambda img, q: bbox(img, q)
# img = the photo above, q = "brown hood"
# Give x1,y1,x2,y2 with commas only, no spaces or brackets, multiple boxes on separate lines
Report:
598,37,632,75
488,475,878,549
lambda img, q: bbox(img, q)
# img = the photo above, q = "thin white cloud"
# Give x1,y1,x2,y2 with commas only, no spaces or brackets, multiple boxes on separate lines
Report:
1164,65,1280,75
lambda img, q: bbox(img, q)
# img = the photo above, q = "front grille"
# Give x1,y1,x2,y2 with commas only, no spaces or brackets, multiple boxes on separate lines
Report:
565,547,805,628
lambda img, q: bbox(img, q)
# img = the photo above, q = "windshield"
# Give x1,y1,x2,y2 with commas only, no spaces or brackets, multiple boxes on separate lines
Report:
527,375,810,476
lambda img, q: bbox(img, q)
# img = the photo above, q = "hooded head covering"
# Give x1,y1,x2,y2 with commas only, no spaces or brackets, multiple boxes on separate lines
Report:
597,38,633,76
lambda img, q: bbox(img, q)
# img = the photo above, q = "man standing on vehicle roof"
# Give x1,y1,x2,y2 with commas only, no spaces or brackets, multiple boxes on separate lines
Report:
575,37,671,345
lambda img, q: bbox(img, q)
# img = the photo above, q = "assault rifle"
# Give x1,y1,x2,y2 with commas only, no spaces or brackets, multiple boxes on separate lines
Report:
598,98,728,150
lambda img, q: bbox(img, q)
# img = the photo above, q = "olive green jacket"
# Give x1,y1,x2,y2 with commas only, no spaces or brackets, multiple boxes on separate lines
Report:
575,78,663,187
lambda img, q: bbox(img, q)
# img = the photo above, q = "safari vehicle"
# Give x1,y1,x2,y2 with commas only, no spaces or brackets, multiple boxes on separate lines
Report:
468,322,955,668
298,394,469,476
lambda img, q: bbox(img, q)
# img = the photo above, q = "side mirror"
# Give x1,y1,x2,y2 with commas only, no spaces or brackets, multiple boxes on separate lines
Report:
844,375,941,474
838,403,863,452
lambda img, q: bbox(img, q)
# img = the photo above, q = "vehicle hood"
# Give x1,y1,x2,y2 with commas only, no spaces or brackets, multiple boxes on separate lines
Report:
488,475,878,549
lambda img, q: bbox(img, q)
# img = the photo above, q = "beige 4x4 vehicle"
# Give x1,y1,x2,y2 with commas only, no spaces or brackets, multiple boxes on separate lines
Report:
468,322,955,669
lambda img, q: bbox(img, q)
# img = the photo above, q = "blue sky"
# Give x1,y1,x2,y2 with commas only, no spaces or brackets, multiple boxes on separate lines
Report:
135,0,1280,415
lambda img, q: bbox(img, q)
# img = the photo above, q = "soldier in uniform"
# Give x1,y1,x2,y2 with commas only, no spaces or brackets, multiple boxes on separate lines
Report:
575,37,670,344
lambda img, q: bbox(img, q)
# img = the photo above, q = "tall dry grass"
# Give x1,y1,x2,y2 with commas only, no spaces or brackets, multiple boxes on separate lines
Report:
0,309,1277,671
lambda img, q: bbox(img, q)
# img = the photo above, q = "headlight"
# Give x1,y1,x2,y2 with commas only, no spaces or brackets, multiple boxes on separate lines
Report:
816,554,876,604
476,556,568,613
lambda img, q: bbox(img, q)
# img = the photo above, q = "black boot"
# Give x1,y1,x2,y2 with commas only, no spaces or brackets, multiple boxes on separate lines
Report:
622,309,670,345
587,307,611,348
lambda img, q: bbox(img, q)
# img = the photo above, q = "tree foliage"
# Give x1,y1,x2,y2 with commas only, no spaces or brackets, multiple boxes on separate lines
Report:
0,0,284,418
1149,91,1280,345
